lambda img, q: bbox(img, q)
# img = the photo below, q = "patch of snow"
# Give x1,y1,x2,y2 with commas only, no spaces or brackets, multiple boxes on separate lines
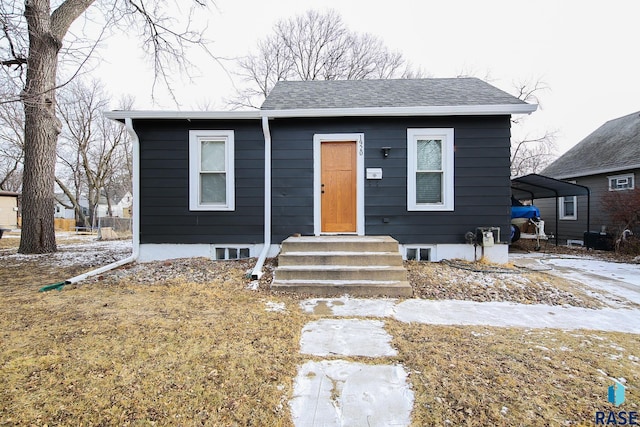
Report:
300,296,397,317
265,301,287,313
300,319,396,357
393,299,640,333
538,257,640,306
246,280,260,291
298,297,640,333
3,240,132,268
290,360,413,427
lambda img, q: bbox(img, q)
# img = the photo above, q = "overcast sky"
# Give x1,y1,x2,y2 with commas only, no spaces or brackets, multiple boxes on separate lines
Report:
94,0,640,156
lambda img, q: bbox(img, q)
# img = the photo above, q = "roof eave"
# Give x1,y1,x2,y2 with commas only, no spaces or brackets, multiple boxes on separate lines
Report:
260,104,537,118
104,103,537,121
103,110,262,120
550,163,640,180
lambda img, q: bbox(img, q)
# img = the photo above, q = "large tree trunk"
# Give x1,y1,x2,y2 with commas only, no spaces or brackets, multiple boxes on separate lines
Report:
18,0,94,253
19,1,61,253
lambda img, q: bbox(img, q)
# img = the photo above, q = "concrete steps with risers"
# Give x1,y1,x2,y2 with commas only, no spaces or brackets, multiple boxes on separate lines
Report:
272,236,412,297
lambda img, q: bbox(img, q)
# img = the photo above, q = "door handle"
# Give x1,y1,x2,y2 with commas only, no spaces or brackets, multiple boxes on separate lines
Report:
321,183,325,194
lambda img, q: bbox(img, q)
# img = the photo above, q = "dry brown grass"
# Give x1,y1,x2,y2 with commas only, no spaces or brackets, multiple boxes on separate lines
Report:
2,235,639,426
387,322,640,426
0,264,306,425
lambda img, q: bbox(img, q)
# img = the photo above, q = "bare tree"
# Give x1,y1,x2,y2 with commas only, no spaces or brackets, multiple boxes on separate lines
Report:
56,79,131,227
0,0,215,253
0,88,24,191
509,78,557,177
231,9,417,108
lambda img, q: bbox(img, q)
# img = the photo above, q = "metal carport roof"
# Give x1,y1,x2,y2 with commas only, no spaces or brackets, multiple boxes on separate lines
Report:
511,173,590,199
511,174,591,247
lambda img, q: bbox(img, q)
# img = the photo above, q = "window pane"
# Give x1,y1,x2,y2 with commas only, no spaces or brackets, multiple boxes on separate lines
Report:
563,199,574,216
417,139,442,170
201,140,225,171
416,172,442,203
200,173,226,204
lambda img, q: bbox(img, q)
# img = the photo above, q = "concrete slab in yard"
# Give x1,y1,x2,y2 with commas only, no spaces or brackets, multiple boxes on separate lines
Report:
290,360,413,427
300,318,397,357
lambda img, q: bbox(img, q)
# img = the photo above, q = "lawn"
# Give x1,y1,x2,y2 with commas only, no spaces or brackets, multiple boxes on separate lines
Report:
0,233,638,425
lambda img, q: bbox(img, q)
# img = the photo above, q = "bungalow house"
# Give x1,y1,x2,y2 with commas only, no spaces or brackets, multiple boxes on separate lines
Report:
105,78,536,268
97,191,133,218
54,192,89,220
537,111,640,244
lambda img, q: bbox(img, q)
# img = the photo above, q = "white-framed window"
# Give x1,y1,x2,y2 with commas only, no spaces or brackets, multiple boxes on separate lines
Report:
407,128,454,211
189,130,235,211
559,196,577,220
559,180,577,220
608,173,634,191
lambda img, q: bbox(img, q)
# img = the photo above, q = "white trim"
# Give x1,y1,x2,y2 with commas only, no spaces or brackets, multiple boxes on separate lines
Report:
559,195,577,220
104,110,260,120
400,243,508,264
313,133,365,236
407,128,455,211
608,173,635,191
551,165,640,180
189,130,235,211
104,103,536,122
262,104,537,118
138,243,279,262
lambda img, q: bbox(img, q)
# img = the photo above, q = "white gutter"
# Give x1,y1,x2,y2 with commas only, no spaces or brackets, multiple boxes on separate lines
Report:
105,110,260,120
550,164,640,181
260,103,537,118
251,115,272,279
63,117,140,284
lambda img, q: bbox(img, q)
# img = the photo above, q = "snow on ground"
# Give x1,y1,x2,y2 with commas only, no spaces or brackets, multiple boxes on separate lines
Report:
302,298,640,333
300,319,396,357
290,360,413,427
538,256,640,306
1,234,132,269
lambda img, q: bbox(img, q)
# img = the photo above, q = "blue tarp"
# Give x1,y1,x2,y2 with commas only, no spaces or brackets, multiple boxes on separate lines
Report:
511,205,540,219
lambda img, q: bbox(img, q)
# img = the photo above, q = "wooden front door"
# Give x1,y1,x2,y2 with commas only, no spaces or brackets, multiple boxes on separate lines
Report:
321,141,357,233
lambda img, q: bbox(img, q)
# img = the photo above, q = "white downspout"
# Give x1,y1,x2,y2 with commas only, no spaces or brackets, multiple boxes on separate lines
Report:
63,117,140,284
251,115,272,279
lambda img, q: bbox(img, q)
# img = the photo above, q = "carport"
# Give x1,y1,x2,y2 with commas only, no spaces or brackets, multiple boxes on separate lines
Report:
511,173,591,247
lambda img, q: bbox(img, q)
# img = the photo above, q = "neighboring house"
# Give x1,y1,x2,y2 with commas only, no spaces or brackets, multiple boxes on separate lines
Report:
106,78,536,263
537,111,640,243
0,190,19,229
54,193,89,220
97,191,133,218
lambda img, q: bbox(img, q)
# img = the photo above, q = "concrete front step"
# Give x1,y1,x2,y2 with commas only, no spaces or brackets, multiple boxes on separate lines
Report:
280,235,400,253
271,279,413,297
272,235,412,297
275,265,408,281
278,252,403,267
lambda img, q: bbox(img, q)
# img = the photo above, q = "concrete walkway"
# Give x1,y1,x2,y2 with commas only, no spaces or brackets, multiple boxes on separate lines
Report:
290,297,640,426
289,255,640,426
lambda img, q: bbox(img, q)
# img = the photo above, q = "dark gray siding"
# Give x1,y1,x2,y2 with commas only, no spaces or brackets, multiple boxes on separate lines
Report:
134,119,264,244
270,116,513,244
535,168,640,242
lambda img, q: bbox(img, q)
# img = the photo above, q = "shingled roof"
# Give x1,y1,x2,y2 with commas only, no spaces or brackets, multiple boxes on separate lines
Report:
543,111,640,179
261,77,531,111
